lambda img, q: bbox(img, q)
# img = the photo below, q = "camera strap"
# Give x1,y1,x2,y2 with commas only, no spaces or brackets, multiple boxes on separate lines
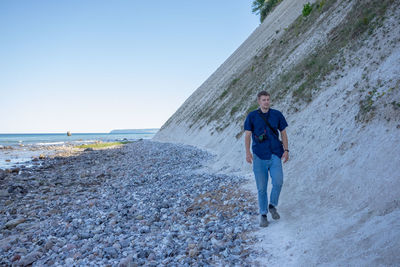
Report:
257,109,280,141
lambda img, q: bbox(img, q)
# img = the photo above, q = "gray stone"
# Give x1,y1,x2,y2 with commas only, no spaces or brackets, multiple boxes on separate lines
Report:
0,189,9,197
0,140,256,266
137,249,149,259
139,226,150,233
79,231,92,239
18,250,43,266
0,170,7,179
44,240,55,251
104,247,118,258
65,257,74,265
4,217,26,229
189,247,199,257
120,239,130,248
119,254,135,267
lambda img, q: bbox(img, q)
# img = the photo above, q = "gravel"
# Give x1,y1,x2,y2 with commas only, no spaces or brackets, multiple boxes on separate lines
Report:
0,140,260,266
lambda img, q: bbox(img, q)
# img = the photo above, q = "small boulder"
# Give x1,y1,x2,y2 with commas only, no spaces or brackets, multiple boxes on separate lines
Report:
0,190,9,197
104,247,118,259
118,255,134,267
17,250,42,266
189,247,199,257
5,218,26,229
0,235,18,251
44,239,55,251
0,169,7,179
65,258,74,265
7,185,27,194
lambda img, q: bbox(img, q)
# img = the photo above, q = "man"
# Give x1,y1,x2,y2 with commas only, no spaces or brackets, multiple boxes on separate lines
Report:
244,91,289,227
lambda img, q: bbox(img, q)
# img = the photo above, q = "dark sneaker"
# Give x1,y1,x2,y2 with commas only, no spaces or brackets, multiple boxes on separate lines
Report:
260,215,269,227
269,205,280,220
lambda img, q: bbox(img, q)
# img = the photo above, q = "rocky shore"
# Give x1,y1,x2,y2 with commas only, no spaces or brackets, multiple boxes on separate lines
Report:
0,143,83,171
0,140,260,266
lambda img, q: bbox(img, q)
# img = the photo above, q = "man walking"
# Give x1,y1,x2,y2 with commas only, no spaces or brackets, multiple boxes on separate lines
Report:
244,91,289,227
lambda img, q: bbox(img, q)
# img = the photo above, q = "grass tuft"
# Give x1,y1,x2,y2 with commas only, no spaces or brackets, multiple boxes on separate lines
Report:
76,141,132,149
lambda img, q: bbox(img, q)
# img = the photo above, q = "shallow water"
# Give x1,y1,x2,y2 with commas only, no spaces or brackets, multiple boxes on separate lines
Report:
0,131,157,169
0,132,158,147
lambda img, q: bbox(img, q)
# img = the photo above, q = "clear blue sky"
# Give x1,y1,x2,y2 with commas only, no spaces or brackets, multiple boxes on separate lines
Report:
0,1,259,133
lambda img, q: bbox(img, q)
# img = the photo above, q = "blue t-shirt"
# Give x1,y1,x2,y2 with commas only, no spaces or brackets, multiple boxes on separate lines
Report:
244,108,288,160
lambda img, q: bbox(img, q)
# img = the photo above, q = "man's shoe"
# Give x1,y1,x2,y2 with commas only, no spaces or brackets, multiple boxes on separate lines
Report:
260,215,269,227
269,205,280,220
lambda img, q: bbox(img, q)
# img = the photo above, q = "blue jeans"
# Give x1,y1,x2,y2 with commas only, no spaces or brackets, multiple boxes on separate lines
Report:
253,153,283,215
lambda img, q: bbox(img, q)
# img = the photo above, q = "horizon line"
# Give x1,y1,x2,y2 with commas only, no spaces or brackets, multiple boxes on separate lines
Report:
0,129,160,135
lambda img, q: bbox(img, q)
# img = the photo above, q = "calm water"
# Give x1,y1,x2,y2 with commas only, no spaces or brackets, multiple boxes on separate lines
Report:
0,130,158,169
0,131,158,147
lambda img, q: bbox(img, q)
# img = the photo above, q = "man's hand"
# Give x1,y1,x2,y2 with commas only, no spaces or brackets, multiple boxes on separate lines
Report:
280,129,289,163
244,130,253,164
282,151,289,163
246,152,253,164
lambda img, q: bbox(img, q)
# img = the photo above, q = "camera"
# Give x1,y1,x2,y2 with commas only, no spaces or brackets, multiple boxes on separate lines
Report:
258,133,267,142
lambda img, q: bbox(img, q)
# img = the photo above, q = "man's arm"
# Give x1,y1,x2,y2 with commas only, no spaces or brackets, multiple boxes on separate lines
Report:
281,129,289,163
245,130,253,164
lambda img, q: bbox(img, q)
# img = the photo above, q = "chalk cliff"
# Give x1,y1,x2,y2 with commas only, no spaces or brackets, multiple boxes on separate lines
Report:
155,0,400,265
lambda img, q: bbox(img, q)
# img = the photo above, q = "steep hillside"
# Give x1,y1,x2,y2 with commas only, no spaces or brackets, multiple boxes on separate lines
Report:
155,0,399,166
155,0,400,265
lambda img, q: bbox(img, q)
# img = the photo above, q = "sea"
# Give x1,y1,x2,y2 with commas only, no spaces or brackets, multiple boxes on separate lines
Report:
0,130,158,169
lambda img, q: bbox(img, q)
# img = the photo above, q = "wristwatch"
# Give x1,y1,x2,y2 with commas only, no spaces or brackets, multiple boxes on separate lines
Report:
284,149,289,152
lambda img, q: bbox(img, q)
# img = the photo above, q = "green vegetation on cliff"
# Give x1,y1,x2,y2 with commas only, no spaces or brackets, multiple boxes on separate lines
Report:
252,0,283,22
190,0,395,137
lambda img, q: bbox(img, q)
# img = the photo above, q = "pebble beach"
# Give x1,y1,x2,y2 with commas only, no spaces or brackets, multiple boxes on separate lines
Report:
0,140,260,266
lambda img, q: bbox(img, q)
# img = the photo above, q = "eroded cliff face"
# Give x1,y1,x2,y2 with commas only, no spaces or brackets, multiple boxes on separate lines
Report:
155,0,400,170
155,0,400,264
155,0,316,141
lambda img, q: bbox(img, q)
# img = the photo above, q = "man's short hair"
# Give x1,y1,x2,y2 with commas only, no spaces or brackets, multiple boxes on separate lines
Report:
257,91,270,99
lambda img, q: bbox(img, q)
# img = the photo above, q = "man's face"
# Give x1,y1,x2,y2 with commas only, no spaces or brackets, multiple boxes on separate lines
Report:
258,95,270,110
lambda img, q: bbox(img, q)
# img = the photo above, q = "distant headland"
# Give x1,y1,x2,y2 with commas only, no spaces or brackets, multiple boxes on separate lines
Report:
109,129,159,134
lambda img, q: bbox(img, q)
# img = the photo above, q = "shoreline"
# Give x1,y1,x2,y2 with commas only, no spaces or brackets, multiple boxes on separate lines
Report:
0,131,157,170
0,140,260,266
0,139,142,171
0,144,82,172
